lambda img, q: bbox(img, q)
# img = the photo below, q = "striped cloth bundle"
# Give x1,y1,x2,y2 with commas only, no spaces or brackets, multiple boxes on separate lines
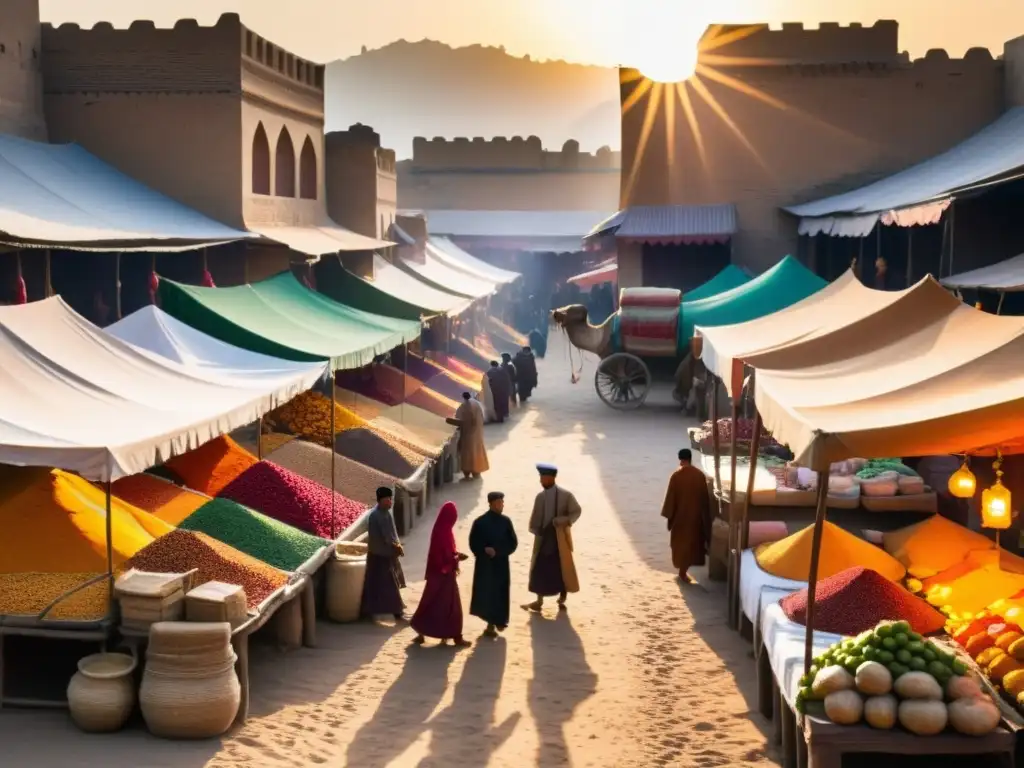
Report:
617,288,682,357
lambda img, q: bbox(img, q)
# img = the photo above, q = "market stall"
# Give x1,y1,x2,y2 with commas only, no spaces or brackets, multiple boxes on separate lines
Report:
695,273,1024,763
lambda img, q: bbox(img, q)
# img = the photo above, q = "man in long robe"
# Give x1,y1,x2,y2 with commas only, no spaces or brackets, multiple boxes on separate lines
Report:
479,369,498,423
469,491,519,637
513,346,538,402
486,361,511,423
661,449,709,583
524,464,581,611
500,353,518,408
360,486,407,619
448,392,489,479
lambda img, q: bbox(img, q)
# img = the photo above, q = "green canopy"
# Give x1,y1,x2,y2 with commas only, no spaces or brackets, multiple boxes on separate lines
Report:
158,271,422,370
682,265,751,302
681,256,826,341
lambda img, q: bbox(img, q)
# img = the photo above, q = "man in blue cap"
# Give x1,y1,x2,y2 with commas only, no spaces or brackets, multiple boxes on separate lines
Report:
524,463,581,611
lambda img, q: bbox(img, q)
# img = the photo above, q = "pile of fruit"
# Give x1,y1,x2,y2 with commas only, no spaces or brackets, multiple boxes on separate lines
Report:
796,620,1002,736
951,615,1024,706
267,391,364,447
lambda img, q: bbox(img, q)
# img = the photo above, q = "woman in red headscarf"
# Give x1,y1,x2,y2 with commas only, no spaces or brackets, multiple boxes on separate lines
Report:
412,502,470,646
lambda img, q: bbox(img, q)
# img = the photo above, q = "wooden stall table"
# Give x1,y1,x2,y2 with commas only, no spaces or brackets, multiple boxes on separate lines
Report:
801,713,1016,768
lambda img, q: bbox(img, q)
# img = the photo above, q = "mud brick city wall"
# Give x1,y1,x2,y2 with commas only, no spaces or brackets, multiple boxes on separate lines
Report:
398,137,622,211
0,0,46,139
620,21,1007,272
326,124,398,240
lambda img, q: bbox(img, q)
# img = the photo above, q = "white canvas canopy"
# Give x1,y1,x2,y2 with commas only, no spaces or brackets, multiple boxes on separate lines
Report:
942,253,1024,293
0,297,328,481
697,271,953,396
405,244,499,299
427,236,521,284
106,305,329,386
747,281,1024,468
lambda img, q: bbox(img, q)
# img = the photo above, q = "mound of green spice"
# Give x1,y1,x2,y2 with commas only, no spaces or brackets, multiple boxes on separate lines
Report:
179,497,328,572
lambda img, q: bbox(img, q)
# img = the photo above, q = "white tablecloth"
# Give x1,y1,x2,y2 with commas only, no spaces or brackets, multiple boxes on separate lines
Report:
761,601,843,706
739,548,806,625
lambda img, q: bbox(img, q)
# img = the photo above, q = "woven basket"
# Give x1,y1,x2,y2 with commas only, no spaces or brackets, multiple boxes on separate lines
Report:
67,652,137,733
336,541,368,557
140,656,240,739
146,646,236,671
148,622,232,655
326,552,367,623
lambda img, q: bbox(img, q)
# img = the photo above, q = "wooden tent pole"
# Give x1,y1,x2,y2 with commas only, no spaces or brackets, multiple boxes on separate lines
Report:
44,249,52,297
997,292,1007,315
330,372,337,539
948,203,957,278
256,417,263,460
727,397,741,630
740,408,762,552
105,480,114,607
711,377,723,517
803,467,833,675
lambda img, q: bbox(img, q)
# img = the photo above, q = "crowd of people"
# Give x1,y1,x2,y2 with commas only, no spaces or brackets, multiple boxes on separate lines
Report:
358,463,582,645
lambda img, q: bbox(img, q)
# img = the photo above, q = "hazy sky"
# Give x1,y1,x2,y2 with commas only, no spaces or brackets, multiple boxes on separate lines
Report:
39,0,1024,66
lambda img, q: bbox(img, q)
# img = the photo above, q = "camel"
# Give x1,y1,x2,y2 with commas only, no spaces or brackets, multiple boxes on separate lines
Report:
551,303,715,414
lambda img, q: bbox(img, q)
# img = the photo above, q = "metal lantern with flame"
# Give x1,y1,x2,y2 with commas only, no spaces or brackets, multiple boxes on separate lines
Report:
981,452,1012,531
948,458,977,499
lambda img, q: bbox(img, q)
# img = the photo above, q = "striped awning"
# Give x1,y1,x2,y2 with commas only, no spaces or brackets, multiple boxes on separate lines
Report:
584,204,737,246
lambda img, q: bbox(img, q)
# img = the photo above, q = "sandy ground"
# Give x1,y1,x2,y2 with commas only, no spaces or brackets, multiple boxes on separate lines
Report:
0,333,778,767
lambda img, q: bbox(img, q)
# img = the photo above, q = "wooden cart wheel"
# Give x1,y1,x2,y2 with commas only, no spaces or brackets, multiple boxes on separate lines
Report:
594,352,651,410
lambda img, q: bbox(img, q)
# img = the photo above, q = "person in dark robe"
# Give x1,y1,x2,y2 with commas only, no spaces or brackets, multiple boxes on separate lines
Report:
524,464,581,612
486,361,511,423
528,328,547,359
513,346,538,402
412,501,471,646
360,487,407,620
470,491,519,637
661,449,710,584
500,352,518,407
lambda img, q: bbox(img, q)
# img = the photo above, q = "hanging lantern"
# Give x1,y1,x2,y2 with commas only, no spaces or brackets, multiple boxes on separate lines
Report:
148,270,160,305
201,269,216,288
981,452,1012,530
14,275,26,305
948,459,977,499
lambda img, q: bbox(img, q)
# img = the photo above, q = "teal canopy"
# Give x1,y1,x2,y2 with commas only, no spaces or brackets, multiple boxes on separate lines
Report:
680,256,826,342
682,265,751,302
158,271,422,370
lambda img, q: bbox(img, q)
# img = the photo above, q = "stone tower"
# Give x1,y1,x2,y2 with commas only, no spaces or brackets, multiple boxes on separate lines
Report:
0,0,46,139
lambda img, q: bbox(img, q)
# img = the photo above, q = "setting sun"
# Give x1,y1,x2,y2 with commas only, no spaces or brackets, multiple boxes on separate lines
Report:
637,45,699,83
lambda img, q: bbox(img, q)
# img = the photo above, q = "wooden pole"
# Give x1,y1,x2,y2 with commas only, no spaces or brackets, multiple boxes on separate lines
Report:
857,238,864,281
803,467,833,675
938,212,951,278
727,397,741,630
105,480,114,607
997,292,1006,315
740,409,763,551
402,340,408,422
948,203,957,278
44,249,52,297
711,377,723,515
330,374,337,539
256,416,263,460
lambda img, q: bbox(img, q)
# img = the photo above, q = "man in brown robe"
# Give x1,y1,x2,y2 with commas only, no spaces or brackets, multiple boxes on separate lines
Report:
661,449,709,583
447,392,489,479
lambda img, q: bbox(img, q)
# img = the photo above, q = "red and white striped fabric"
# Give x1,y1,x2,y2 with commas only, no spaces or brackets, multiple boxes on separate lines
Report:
618,288,681,357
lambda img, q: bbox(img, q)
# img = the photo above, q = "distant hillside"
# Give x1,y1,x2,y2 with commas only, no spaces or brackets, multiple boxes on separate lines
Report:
324,40,620,159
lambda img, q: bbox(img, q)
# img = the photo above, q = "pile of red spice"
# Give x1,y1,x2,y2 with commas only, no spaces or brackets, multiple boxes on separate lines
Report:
780,566,946,636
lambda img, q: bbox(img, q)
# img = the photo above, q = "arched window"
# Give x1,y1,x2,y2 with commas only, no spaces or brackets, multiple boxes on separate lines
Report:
251,122,270,195
274,127,296,197
299,136,317,200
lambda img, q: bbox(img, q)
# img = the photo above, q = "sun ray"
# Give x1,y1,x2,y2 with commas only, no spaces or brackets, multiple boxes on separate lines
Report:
699,24,766,54
695,64,788,111
664,81,677,168
695,63,870,144
677,82,708,178
621,77,654,117
623,82,663,204
689,75,769,171
700,54,792,68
